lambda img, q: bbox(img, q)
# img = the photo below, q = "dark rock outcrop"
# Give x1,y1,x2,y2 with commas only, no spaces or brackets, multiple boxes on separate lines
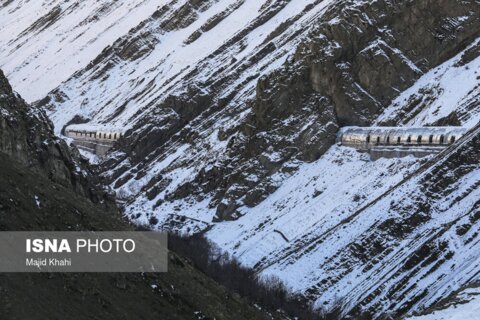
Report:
0,69,114,208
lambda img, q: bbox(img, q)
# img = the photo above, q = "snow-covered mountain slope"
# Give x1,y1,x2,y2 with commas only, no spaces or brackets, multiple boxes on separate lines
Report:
34,0,337,131
1,0,480,318
101,0,479,226
0,0,162,102
376,39,480,129
264,123,480,317
407,287,480,320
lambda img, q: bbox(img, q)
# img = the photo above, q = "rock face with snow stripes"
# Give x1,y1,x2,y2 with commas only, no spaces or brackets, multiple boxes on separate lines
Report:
1,0,480,318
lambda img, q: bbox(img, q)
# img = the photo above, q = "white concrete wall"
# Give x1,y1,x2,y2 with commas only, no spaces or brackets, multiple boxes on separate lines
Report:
65,129,124,156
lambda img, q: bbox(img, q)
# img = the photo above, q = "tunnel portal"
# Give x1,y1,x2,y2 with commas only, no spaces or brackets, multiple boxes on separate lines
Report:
65,124,125,157
338,127,467,159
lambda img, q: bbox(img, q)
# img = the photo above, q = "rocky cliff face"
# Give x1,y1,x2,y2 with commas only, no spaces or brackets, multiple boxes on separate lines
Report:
2,0,477,222
204,0,480,219
38,0,478,224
